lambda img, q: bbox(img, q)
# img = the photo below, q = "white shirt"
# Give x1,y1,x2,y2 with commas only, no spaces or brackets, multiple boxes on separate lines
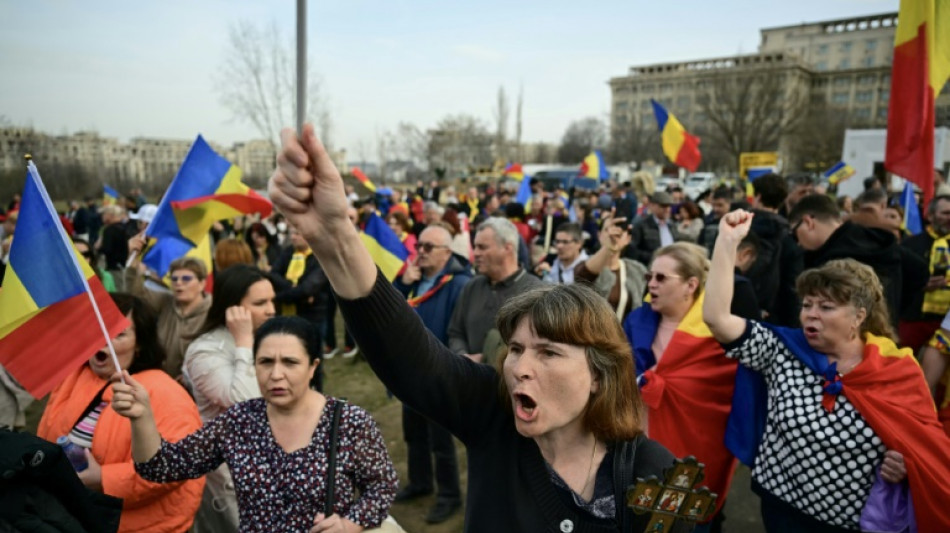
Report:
544,251,589,285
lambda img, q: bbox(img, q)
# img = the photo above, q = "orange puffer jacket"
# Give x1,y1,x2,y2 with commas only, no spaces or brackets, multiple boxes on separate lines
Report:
38,366,205,533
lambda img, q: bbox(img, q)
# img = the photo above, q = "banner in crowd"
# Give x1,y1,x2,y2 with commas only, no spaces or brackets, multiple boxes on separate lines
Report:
0,162,129,397
143,135,271,276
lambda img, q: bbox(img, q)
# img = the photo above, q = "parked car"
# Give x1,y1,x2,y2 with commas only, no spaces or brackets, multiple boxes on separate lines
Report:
683,173,717,200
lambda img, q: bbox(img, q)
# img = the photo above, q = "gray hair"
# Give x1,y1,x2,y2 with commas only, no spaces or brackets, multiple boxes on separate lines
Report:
423,201,444,215
477,217,520,258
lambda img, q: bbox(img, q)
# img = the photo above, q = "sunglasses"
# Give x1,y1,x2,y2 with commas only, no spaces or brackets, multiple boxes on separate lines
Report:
170,274,196,283
415,242,448,253
644,272,683,283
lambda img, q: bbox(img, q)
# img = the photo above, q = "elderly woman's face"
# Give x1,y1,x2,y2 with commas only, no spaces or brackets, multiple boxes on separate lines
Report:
647,255,695,317
171,268,205,307
89,313,136,380
503,318,598,441
799,294,865,352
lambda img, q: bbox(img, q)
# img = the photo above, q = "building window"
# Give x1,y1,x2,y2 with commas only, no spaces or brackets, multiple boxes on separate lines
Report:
641,84,655,92
817,44,828,55
854,107,871,120
856,90,873,102
832,92,850,104
840,41,852,52
879,88,890,102
615,101,628,110
878,107,889,120
677,96,691,108
834,77,850,87
840,59,851,69
642,100,653,109
816,61,828,71
659,83,673,93
865,39,878,51
863,56,875,67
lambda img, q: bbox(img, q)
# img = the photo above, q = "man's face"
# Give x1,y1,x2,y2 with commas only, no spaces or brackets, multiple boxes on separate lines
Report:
424,208,441,225
650,202,672,221
289,228,309,251
712,198,730,218
473,228,511,281
553,231,582,264
933,199,950,235
416,228,452,273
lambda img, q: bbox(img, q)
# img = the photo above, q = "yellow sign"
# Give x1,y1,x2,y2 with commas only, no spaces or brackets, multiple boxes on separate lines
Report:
739,152,779,178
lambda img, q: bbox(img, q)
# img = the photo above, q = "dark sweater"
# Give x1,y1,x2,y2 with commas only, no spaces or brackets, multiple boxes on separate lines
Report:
337,272,685,533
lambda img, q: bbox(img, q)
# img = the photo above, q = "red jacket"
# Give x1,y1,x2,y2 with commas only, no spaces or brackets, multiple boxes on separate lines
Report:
38,366,204,533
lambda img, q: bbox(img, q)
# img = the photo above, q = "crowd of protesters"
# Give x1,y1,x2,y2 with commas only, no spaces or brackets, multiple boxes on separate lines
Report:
2,137,950,533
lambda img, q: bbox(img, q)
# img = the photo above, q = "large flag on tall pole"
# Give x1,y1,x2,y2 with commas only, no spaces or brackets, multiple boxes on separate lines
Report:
0,161,129,397
885,0,950,208
142,135,272,276
651,99,702,172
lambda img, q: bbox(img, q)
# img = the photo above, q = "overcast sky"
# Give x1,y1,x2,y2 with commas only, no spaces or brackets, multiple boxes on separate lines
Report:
1,0,896,162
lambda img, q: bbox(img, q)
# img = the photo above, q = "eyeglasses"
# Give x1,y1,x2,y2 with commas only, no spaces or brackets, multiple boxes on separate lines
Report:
553,239,577,245
790,219,804,238
643,272,683,283
170,274,196,283
415,242,448,253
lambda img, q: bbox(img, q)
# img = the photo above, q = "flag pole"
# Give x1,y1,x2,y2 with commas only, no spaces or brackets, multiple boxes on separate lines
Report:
25,157,126,384
296,0,307,136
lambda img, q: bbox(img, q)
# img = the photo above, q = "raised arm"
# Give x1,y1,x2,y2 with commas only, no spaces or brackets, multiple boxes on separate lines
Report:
703,210,754,343
582,213,629,276
268,125,376,300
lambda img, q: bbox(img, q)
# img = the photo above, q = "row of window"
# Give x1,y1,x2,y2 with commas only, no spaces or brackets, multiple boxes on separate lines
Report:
816,40,878,55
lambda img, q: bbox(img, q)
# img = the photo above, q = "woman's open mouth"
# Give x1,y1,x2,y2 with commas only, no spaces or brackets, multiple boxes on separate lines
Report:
513,392,538,422
94,351,108,362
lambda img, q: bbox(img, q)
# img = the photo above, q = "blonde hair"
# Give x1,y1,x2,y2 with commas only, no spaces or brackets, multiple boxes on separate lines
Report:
653,242,710,298
796,259,895,340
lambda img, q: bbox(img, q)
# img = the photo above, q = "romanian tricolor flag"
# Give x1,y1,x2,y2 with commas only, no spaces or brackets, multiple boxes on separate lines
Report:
651,99,702,173
885,0,950,207
729,325,950,530
0,162,129,397
143,135,271,276
503,163,525,181
579,151,608,181
102,184,119,206
359,212,409,281
624,293,738,519
352,167,376,193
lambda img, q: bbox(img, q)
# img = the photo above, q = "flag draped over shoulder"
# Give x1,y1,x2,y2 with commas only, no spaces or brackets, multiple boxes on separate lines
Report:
579,151,608,181
900,181,924,235
728,325,950,530
143,135,271,276
651,99,702,172
623,294,738,517
102,184,119,206
359,212,409,281
885,0,950,207
352,167,376,193
0,162,129,397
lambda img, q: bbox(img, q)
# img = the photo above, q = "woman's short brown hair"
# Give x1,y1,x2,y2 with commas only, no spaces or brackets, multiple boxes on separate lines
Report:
796,258,895,340
495,283,643,442
168,256,208,280
386,211,412,234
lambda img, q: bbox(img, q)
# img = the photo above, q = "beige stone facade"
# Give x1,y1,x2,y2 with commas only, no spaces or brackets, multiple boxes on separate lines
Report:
609,11,950,149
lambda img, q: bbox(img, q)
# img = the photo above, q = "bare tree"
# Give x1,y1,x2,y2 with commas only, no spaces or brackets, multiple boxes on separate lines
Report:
695,65,808,172
493,86,510,162
214,20,331,146
609,121,662,165
391,122,430,170
557,117,608,164
428,114,493,179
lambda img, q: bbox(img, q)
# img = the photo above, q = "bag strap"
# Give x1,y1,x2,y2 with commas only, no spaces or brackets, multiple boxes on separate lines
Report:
71,383,110,432
613,435,639,533
324,399,345,516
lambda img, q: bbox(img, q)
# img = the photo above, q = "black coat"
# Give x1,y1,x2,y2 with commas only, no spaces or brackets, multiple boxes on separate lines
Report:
0,429,122,533
269,246,331,324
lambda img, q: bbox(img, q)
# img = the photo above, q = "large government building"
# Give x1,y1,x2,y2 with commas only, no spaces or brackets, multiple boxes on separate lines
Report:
609,12,950,165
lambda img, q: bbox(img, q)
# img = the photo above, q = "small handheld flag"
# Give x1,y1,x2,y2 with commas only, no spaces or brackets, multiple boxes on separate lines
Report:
823,161,856,185
103,185,119,206
359,213,409,281
504,163,525,181
579,151,608,181
900,181,923,235
0,161,129,397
